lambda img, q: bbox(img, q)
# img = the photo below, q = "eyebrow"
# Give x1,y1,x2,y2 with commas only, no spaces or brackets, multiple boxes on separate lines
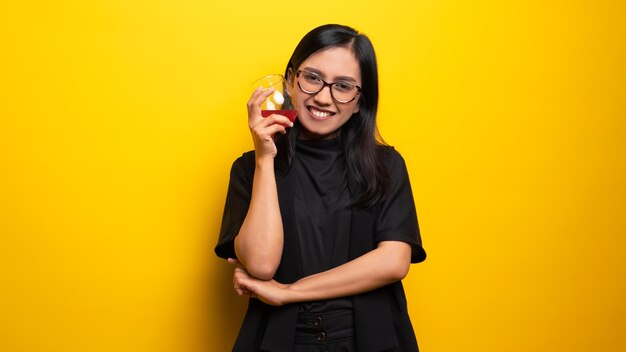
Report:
302,67,358,83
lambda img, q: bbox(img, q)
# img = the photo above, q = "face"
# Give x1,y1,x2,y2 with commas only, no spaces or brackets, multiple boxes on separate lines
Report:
287,46,361,140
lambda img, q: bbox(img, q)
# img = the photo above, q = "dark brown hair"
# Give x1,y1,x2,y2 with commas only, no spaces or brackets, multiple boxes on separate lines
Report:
276,24,389,208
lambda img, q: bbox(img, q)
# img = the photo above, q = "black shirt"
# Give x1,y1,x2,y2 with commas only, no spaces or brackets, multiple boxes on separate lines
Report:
292,138,352,312
216,144,426,266
215,145,426,351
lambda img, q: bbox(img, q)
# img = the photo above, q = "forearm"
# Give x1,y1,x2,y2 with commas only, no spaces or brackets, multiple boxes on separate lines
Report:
284,241,411,303
234,157,283,280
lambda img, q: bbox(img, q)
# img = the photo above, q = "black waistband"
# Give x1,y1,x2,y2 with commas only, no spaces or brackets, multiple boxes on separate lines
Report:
294,309,355,344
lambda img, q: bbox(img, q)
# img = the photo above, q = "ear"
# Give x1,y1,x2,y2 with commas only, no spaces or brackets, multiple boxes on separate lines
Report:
353,101,360,114
286,68,296,86
285,68,295,96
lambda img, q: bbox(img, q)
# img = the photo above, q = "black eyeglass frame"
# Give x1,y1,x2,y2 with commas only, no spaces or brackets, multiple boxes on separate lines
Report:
295,69,361,103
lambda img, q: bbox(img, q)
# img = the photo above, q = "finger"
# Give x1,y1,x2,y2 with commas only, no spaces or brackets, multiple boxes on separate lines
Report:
247,88,275,117
233,270,252,288
259,124,287,139
236,284,255,298
246,86,264,107
255,113,294,128
235,284,251,296
250,127,287,144
235,279,254,296
266,113,295,127
253,87,275,107
227,258,245,269
250,116,293,137
234,267,247,274
252,117,291,134
247,87,268,124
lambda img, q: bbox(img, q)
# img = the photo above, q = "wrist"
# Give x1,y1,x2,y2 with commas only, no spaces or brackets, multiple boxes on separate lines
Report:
280,283,296,305
255,156,275,169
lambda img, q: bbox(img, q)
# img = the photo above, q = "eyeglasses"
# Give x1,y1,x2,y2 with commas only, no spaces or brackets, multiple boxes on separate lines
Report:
296,69,361,103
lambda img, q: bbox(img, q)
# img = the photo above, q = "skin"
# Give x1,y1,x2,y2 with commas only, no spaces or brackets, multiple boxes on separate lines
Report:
233,86,292,280
231,46,412,305
286,46,361,140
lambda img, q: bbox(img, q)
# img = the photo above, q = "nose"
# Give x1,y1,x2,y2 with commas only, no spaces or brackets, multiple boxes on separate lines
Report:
313,85,333,106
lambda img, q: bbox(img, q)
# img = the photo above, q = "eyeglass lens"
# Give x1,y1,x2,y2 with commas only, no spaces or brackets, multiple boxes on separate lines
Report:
297,71,359,103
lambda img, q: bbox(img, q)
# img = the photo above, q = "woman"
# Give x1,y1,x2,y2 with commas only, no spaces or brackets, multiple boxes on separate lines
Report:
216,24,426,352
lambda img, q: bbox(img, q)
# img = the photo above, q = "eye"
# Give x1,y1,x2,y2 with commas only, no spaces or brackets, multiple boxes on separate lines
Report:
333,82,354,92
303,72,322,83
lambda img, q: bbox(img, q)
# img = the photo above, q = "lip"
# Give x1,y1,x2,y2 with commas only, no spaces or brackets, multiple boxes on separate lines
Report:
307,105,336,121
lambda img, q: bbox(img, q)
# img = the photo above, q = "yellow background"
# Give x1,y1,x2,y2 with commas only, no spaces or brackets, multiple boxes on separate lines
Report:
1,1,625,351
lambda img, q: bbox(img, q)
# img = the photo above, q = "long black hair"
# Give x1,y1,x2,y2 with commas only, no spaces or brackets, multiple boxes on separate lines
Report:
275,24,390,208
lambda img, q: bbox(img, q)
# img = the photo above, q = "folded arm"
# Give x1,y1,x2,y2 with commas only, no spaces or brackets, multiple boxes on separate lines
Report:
231,240,412,306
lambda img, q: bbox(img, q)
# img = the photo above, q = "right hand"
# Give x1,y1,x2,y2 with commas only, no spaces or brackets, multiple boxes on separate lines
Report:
247,87,294,159
230,261,291,306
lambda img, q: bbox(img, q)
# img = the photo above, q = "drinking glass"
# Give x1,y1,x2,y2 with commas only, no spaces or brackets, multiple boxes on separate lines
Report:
251,74,297,122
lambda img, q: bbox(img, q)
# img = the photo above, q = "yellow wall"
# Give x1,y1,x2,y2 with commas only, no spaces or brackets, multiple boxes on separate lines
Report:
1,1,624,351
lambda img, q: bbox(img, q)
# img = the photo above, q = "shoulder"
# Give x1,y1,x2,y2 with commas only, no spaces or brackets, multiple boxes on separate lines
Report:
229,150,256,180
376,145,408,172
231,150,255,167
235,150,255,165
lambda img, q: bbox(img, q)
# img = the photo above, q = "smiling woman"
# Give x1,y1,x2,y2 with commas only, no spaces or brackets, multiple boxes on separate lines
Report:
215,24,426,352
287,47,361,139
286,47,362,140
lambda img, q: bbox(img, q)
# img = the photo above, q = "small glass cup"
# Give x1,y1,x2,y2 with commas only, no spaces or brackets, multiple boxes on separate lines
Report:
251,74,297,122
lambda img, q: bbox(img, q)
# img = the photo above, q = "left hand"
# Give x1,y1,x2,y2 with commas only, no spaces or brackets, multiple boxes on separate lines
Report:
228,258,291,306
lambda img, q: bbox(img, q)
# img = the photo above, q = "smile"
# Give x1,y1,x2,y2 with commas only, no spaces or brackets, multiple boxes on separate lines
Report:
307,106,336,120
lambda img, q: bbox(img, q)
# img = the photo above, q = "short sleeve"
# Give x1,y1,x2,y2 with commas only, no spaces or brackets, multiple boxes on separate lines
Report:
214,152,254,259
374,148,427,263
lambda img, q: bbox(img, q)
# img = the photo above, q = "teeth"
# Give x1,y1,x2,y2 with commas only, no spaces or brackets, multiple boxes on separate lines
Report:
310,107,333,118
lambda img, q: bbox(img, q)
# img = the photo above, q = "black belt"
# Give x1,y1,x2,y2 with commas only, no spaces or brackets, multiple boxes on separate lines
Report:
294,309,355,344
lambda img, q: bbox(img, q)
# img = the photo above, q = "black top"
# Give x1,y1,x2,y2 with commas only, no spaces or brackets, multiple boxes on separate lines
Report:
215,145,426,351
216,145,425,263
292,138,352,312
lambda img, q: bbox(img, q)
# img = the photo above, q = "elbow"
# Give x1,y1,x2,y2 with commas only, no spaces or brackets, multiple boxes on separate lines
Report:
235,253,280,280
378,242,411,282
247,264,277,281
234,236,281,280
389,260,410,281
